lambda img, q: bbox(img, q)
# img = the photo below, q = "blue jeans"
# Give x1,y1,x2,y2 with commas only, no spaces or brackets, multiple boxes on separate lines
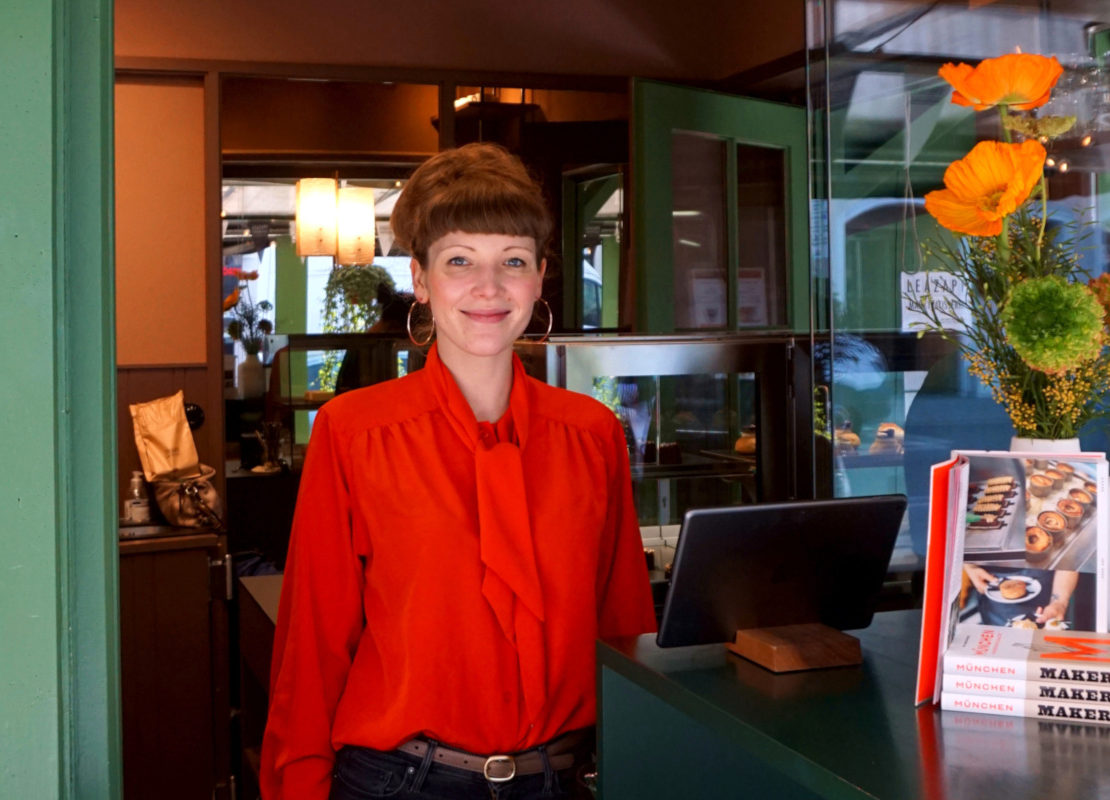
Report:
328,740,594,800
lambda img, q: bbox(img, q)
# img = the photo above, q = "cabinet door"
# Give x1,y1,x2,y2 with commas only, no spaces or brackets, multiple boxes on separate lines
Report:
632,80,808,334
119,536,230,799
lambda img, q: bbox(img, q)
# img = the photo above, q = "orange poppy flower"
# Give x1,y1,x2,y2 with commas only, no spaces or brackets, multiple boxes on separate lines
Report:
939,53,1063,111
222,287,240,311
924,139,1045,237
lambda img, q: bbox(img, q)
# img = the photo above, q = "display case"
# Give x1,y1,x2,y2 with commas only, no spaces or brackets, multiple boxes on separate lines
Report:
516,333,813,528
262,332,425,465
258,332,813,532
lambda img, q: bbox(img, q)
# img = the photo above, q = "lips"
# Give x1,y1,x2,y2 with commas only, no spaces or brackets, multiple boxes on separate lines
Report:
462,310,512,323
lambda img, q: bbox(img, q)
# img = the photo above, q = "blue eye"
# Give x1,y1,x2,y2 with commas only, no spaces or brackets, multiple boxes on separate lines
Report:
447,256,469,266
505,257,527,267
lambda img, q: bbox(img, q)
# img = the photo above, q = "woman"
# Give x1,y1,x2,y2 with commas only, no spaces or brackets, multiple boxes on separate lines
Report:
260,143,657,800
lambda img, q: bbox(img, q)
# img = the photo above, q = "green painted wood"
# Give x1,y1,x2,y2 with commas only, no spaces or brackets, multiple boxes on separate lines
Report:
0,0,119,797
632,79,809,333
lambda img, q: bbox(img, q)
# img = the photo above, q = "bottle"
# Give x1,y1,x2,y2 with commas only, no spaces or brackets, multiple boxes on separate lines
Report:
122,470,151,524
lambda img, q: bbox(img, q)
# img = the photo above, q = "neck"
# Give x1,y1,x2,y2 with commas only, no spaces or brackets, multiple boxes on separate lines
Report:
436,347,514,422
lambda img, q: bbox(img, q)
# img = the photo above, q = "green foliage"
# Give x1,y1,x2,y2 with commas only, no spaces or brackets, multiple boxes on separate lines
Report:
1000,276,1103,374
317,264,395,391
226,288,273,355
905,203,1110,438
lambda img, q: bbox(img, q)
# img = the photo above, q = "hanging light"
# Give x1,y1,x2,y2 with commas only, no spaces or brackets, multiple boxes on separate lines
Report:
336,185,377,265
294,178,338,257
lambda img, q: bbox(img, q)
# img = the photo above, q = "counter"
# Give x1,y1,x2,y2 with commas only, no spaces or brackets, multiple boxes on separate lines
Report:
598,610,1110,799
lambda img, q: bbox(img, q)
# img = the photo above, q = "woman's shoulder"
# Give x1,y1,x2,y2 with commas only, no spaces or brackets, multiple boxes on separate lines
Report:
319,370,435,432
526,377,621,437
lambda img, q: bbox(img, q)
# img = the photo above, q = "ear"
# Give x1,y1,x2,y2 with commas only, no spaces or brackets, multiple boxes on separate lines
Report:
410,258,429,303
536,258,548,299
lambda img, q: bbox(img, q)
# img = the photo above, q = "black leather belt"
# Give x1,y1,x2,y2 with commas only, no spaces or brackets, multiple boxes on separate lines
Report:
394,730,587,783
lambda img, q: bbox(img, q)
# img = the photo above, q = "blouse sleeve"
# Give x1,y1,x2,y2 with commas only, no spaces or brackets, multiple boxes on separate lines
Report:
596,416,658,638
260,406,366,799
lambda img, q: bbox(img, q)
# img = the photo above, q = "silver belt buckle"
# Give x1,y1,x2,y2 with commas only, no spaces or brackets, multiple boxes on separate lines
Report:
483,754,516,783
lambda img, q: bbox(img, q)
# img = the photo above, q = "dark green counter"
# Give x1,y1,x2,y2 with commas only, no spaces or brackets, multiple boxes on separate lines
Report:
598,610,1110,799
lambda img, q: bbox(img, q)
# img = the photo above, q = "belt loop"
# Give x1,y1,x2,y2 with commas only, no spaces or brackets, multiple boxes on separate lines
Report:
538,743,558,796
411,738,437,792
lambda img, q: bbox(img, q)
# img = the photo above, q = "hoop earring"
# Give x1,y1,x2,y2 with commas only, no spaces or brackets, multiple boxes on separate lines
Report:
534,297,553,344
407,301,435,347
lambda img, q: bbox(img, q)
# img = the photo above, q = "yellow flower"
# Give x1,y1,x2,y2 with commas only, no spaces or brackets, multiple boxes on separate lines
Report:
939,53,1063,111
924,139,1045,236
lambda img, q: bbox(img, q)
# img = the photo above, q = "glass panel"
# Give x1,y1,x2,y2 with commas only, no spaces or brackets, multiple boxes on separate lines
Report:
574,174,622,329
671,131,728,329
808,0,1110,583
735,144,788,327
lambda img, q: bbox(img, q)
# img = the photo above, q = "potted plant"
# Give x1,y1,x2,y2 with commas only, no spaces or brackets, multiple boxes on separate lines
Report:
223,268,273,398
905,52,1110,449
318,264,396,391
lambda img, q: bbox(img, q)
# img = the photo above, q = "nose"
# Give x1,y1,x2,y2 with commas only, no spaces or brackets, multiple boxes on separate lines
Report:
470,262,504,296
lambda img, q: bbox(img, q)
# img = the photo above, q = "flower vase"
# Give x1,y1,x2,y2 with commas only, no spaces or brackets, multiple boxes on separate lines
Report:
1009,436,1081,453
237,352,266,399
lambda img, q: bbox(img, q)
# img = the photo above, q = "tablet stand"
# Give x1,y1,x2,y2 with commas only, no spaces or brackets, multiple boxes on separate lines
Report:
726,623,862,672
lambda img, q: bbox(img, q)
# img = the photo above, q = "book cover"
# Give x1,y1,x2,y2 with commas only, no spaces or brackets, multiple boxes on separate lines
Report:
944,624,1110,684
942,672,1110,703
941,691,1110,725
916,450,1109,706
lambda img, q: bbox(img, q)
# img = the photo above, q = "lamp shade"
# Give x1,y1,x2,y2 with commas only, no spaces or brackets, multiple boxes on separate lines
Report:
295,178,338,257
336,186,377,265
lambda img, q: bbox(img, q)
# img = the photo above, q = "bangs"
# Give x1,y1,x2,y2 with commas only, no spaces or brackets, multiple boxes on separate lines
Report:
423,187,548,248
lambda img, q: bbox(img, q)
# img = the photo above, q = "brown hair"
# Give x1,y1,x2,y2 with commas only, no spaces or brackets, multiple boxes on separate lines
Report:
390,143,553,266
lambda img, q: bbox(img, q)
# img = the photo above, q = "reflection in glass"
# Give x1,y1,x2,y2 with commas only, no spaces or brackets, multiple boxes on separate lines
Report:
736,144,788,327
573,174,622,329
672,131,728,329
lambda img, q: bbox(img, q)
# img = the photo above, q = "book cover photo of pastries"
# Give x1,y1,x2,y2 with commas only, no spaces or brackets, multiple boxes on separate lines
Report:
916,450,1110,706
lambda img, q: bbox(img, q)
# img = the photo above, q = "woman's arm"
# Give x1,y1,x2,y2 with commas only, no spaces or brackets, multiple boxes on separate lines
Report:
260,407,366,800
596,418,658,638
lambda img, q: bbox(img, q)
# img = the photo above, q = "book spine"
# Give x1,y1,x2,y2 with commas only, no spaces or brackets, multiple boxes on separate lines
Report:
943,673,1110,703
944,651,1110,685
943,652,1032,680
941,691,1110,725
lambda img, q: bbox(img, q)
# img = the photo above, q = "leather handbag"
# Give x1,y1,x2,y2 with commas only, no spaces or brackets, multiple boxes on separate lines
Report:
152,463,225,530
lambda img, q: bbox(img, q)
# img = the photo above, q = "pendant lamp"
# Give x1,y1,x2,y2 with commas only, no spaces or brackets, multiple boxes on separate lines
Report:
336,186,376,265
294,178,338,257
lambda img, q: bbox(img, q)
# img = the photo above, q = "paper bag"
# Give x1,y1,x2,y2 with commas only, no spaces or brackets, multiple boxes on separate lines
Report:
129,390,200,481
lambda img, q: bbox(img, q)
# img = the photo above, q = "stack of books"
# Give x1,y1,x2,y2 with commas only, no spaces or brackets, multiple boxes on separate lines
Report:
940,625,1110,724
915,448,1110,725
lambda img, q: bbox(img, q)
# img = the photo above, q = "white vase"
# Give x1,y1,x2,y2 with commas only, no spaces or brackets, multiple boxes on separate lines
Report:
1010,436,1082,453
237,352,266,399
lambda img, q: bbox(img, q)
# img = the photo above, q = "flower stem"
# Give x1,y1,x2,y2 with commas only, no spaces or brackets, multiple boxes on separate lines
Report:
999,105,1011,143
997,216,1010,265
1037,174,1048,255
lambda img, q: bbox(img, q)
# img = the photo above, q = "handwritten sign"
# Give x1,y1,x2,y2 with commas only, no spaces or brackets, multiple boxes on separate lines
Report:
901,271,972,333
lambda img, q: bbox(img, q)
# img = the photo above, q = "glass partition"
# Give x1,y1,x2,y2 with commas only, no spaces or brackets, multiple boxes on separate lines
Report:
807,0,1110,575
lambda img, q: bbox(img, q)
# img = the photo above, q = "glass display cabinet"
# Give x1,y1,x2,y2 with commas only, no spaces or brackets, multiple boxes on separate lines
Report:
516,334,813,530
263,332,425,465
260,332,813,534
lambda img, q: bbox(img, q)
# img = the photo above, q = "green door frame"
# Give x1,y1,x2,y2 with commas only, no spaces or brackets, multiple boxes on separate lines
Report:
1,1,120,797
631,79,809,333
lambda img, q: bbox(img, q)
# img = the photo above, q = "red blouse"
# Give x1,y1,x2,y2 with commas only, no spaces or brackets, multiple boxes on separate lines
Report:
260,345,657,799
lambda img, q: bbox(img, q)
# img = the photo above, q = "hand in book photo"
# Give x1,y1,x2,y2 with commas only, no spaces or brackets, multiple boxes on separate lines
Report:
1034,570,1078,625
963,563,997,594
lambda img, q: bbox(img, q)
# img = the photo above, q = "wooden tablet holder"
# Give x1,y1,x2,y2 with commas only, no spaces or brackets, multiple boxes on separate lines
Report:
726,623,862,672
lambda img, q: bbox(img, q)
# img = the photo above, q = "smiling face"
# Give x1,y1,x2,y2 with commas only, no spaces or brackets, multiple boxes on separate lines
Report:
412,231,546,368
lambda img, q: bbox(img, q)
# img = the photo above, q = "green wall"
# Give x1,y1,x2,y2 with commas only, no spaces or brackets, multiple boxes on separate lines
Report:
0,0,119,797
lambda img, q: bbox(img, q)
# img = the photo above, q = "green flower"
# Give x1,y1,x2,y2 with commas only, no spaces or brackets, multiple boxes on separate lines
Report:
1002,114,1076,140
1000,276,1104,374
